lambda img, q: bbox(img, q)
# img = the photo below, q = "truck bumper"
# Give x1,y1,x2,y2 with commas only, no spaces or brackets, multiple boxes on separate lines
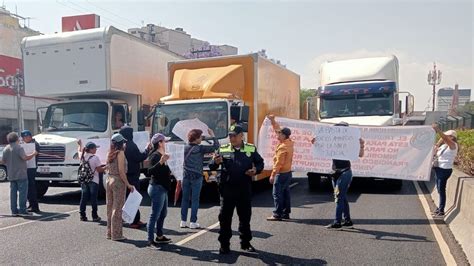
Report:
36,164,80,182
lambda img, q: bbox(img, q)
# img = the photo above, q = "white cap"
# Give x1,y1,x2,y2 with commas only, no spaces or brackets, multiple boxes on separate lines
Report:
444,130,457,138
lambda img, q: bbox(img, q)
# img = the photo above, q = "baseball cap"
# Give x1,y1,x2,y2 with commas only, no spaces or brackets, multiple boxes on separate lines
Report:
85,142,99,149
111,133,126,143
228,124,244,135
444,130,457,138
151,133,170,144
279,127,291,137
20,130,32,137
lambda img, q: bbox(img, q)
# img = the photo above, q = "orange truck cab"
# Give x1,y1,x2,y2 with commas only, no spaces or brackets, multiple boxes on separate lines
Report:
152,53,300,182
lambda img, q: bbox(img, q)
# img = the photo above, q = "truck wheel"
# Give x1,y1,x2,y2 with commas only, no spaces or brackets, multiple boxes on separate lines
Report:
308,173,321,191
0,166,7,182
36,181,49,198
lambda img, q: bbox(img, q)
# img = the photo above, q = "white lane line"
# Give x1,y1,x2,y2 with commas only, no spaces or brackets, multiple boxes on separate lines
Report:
413,181,456,265
175,182,298,247
0,209,78,231
175,222,220,246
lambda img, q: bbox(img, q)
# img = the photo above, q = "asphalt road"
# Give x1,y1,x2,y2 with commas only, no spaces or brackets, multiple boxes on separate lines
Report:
0,176,466,265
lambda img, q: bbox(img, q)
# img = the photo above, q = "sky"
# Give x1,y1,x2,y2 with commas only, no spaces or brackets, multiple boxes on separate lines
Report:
4,0,473,110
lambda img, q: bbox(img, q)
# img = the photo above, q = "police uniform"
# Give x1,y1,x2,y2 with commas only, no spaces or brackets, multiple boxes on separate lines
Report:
209,125,264,252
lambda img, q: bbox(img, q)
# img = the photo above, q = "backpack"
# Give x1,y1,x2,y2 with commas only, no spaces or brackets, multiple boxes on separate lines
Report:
78,155,95,184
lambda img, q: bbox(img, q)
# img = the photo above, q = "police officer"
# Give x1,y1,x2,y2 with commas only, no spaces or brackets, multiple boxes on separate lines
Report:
209,125,264,255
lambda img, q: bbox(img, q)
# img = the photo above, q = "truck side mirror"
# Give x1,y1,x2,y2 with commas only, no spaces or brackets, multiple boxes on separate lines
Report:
230,106,249,123
137,110,145,126
37,107,47,133
406,95,414,115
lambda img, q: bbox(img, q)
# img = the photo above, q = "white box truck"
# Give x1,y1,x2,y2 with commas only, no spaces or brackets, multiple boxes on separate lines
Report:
21,26,183,197
304,56,415,189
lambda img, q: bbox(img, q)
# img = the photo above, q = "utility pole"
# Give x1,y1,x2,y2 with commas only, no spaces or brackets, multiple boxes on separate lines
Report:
427,62,442,111
15,69,24,132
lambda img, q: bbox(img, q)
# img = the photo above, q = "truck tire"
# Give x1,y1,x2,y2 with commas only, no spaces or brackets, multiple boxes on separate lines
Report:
36,181,49,198
308,172,321,191
0,166,7,182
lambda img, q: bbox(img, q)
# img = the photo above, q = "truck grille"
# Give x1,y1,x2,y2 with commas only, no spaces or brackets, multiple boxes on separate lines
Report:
37,145,66,162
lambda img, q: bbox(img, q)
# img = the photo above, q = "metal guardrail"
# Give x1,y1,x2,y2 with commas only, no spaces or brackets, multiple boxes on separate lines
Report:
437,112,473,130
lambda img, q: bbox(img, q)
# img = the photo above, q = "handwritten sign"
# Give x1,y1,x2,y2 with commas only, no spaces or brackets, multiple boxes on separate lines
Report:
133,131,150,153
258,117,435,181
311,123,361,160
166,143,185,181
172,118,210,143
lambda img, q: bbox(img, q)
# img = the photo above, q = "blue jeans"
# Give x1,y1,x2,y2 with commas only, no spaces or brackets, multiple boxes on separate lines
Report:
79,182,99,218
434,167,453,213
181,172,203,223
147,184,168,241
10,179,28,215
272,172,292,218
332,170,353,224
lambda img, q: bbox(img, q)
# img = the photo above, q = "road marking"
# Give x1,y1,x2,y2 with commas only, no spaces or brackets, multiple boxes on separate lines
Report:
0,209,78,231
290,182,299,189
413,181,456,265
175,222,220,246
175,182,298,247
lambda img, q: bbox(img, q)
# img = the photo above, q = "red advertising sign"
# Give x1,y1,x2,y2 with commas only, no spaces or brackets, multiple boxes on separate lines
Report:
62,14,100,32
0,55,23,95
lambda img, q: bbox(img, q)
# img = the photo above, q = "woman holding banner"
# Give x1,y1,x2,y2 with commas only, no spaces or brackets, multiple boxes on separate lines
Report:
431,124,458,218
180,128,219,229
312,122,365,230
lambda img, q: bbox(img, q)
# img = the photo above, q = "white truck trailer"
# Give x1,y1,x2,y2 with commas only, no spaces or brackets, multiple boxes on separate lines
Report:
21,26,183,197
304,56,414,189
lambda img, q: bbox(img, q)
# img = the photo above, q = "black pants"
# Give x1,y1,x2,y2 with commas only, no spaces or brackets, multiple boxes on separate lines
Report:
218,184,252,248
27,168,39,210
126,174,141,224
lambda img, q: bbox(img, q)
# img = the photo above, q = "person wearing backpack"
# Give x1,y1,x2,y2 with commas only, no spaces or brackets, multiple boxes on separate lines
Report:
180,128,219,229
77,141,106,222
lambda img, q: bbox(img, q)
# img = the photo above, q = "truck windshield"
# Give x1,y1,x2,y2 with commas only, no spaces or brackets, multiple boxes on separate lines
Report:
43,102,108,132
320,93,394,118
153,102,228,140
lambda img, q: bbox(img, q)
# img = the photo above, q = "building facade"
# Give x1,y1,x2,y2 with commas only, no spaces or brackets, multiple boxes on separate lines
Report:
437,87,472,111
128,24,238,58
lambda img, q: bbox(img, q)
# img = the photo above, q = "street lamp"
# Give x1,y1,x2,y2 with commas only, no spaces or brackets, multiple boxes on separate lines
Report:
427,62,442,111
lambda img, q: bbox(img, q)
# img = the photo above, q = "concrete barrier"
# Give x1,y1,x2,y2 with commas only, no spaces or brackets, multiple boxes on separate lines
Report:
424,168,474,263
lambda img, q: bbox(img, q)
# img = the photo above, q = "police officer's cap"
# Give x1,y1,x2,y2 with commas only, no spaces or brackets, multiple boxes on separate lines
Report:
228,125,244,136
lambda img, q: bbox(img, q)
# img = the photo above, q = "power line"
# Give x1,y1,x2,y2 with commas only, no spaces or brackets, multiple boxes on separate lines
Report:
84,0,141,27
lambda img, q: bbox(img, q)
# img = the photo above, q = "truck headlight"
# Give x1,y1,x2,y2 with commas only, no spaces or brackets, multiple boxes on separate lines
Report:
73,152,79,160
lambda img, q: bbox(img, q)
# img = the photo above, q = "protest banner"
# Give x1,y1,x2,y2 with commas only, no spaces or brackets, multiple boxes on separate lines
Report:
258,117,435,181
166,142,185,180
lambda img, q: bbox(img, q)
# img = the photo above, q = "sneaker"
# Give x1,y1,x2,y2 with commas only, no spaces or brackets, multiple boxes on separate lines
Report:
431,208,440,215
80,216,88,222
147,240,160,249
19,212,32,217
282,215,290,220
266,215,282,221
155,235,172,244
30,208,41,213
130,221,147,229
241,243,256,252
189,222,201,229
342,220,354,228
326,223,342,230
219,246,231,255
432,212,445,218
112,237,127,241
180,221,188,228
92,217,102,222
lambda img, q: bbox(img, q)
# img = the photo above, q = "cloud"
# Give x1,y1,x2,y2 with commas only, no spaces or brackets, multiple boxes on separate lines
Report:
303,49,473,111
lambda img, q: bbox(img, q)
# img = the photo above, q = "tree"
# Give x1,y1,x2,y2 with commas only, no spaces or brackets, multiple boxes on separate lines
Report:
300,88,316,118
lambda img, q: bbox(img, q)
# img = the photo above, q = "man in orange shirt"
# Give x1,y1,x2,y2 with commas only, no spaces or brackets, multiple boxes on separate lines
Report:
266,115,294,221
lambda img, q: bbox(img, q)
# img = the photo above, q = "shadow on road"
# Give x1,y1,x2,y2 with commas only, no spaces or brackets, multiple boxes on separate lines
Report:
342,227,433,242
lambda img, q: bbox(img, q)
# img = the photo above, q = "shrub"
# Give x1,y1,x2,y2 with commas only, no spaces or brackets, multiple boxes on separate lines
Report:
455,129,474,176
